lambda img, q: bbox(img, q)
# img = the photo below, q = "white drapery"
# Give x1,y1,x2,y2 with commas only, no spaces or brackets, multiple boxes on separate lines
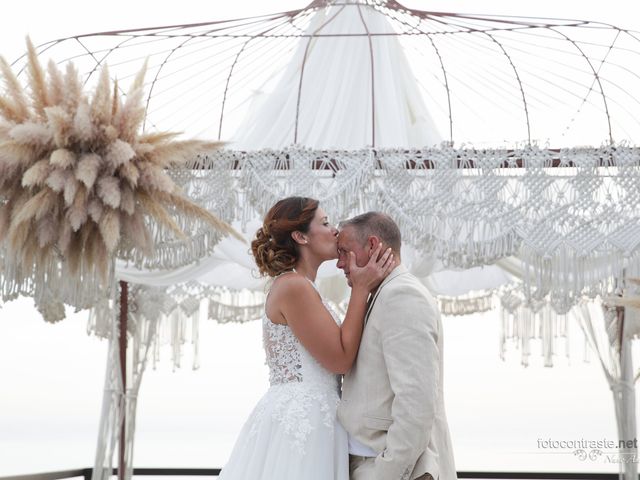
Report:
231,1,442,150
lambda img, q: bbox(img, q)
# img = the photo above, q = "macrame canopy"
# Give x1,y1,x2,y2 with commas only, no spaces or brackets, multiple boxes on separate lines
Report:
2,0,638,362
9,0,634,309
2,0,638,359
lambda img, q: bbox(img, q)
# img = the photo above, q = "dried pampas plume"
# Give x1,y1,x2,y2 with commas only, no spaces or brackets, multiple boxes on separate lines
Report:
0,38,241,281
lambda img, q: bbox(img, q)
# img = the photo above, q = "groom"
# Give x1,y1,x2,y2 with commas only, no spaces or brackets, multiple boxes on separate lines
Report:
336,212,457,480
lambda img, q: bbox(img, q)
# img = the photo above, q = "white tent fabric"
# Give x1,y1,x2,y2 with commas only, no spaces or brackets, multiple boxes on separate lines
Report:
231,1,442,150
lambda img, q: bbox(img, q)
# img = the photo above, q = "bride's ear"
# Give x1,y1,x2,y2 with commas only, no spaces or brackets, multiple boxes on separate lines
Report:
291,230,308,245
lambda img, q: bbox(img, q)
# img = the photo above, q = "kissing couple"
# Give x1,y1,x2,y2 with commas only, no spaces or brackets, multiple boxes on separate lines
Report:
217,197,457,480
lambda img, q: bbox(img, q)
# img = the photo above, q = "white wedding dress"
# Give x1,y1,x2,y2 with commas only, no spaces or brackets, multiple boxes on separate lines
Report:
218,281,349,479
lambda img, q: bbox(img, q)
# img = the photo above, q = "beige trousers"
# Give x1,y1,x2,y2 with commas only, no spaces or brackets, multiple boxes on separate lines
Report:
349,455,434,480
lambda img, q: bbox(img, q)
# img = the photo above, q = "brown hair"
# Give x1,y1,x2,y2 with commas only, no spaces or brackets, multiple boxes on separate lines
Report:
251,197,320,277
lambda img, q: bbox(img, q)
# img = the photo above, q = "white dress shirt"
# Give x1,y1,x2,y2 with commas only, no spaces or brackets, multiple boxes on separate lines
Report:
348,434,378,457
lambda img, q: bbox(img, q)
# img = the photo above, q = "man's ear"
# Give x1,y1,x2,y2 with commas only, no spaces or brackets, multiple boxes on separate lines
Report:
291,230,307,245
367,236,382,257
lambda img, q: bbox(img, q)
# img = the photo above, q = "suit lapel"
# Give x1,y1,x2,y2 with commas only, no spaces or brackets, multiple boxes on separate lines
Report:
364,263,408,324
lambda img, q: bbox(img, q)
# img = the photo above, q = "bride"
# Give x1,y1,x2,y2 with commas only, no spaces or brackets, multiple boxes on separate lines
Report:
218,196,395,480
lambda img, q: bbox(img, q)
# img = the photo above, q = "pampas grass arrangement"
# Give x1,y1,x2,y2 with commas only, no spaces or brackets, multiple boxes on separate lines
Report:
0,39,240,281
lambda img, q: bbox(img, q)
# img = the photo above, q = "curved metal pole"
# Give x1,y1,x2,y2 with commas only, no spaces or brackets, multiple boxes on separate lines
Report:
218,40,255,141
548,27,615,145
372,6,454,143
425,35,453,144
356,3,376,147
483,33,531,145
218,13,295,140
142,37,200,132
74,36,139,87
294,4,346,144
141,18,277,131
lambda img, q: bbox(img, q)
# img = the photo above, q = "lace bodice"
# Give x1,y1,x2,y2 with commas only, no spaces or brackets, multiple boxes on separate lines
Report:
248,278,344,454
263,281,341,390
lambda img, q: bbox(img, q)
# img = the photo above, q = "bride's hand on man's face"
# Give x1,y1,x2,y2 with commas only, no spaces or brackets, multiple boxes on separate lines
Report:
347,244,395,291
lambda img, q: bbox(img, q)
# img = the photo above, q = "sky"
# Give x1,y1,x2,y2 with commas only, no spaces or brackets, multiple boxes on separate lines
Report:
1,0,639,477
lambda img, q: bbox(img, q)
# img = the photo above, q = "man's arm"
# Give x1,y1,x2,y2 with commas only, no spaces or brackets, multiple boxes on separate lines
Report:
373,285,440,480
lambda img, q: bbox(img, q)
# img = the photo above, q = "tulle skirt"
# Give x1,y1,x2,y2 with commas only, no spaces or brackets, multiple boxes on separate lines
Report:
218,382,349,480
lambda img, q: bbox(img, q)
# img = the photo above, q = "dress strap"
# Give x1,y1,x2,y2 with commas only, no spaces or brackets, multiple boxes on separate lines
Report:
267,269,319,298
276,269,296,278
266,270,297,299
293,268,319,291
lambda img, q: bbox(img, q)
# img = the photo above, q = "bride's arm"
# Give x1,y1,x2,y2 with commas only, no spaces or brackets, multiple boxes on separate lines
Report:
279,246,394,374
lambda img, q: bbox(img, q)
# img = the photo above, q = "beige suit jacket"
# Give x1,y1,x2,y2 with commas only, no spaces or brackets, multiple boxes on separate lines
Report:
337,264,457,480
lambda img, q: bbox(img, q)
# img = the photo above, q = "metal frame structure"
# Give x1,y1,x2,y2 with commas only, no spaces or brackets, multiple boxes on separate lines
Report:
14,0,640,147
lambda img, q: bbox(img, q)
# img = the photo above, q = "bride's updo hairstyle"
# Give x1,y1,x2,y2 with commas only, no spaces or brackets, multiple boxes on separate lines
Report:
252,196,320,277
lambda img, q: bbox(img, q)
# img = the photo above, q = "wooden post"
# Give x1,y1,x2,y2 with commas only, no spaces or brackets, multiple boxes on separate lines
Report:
118,281,128,480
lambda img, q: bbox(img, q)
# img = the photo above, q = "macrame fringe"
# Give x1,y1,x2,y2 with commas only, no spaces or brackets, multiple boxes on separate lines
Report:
86,283,268,371
5,144,640,328
499,287,571,367
438,292,494,317
2,252,115,322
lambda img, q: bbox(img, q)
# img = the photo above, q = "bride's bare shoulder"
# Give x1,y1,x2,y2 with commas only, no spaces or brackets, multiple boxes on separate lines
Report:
266,272,319,325
270,272,313,297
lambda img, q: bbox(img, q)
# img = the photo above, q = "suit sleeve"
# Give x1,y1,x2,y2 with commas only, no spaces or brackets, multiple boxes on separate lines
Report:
373,285,440,480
